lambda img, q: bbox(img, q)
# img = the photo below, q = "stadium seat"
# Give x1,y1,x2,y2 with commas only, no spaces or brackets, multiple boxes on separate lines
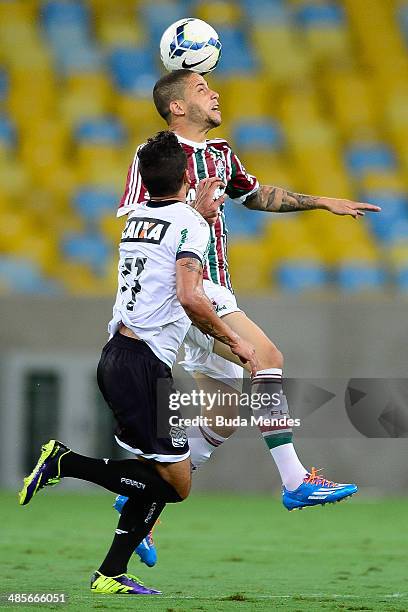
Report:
195,1,242,26
336,263,386,293
345,142,397,178
0,257,59,294
141,2,189,41
215,28,257,74
233,120,283,151
109,47,159,94
62,232,112,273
75,118,127,145
239,151,293,187
228,240,271,292
0,69,8,103
251,25,313,84
216,77,273,121
240,0,289,24
361,191,408,242
74,188,118,223
0,114,16,152
276,261,329,293
224,200,264,237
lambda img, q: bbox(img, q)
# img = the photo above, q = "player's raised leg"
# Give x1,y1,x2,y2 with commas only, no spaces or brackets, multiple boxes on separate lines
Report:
214,310,358,509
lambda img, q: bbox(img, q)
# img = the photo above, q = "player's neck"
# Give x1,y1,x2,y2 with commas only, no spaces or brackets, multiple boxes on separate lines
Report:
150,188,186,204
170,123,208,145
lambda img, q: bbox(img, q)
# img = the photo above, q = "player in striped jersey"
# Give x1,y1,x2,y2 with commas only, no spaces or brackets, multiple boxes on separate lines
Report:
115,70,378,539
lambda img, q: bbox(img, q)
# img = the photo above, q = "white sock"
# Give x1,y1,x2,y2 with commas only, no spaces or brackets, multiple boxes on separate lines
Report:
271,443,308,491
187,425,227,470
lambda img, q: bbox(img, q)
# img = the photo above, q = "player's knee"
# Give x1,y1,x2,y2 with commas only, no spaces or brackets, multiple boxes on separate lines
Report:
258,343,284,370
173,476,192,501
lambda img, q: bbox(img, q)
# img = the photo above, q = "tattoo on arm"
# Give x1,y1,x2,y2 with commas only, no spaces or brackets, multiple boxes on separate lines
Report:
179,257,203,274
183,308,232,346
245,185,320,213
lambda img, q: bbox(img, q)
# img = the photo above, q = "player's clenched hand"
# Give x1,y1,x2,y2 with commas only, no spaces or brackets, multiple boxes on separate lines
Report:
230,337,259,377
320,197,381,219
194,177,226,225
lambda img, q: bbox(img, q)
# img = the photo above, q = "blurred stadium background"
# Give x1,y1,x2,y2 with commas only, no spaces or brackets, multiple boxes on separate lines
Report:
1,0,408,493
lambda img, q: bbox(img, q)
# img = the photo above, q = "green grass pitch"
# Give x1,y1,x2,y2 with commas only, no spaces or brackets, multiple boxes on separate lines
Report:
0,491,407,611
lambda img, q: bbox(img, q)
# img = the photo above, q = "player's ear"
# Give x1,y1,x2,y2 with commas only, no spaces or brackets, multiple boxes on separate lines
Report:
169,99,185,117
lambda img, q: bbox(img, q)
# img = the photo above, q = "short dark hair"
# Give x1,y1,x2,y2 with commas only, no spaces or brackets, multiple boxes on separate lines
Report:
137,131,187,197
153,69,193,122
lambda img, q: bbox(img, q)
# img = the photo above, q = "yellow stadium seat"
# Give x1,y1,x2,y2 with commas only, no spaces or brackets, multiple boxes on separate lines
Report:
343,0,407,73
75,148,127,190
60,73,113,126
305,26,352,65
239,151,294,189
57,261,103,295
359,171,407,193
292,151,354,199
324,72,378,138
0,212,36,253
263,217,324,262
278,86,321,125
251,25,313,85
195,1,242,26
36,164,79,199
0,159,30,198
285,118,338,150
99,214,124,244
12,233,60,274
115,95,164,137
214,77,274,121
97,16,146,47
228,240,272,292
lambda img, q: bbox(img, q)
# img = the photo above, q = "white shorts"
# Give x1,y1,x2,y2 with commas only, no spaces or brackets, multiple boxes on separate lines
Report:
180,279,244,391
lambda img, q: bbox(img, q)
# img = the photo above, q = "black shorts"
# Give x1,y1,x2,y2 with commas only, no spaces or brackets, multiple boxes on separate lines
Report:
97,333,189,463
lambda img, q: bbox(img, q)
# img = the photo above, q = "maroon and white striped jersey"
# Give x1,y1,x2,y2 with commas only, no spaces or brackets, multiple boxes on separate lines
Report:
117,134,259,290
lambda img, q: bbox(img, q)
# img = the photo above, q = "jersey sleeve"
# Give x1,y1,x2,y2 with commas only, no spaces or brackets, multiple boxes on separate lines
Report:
175,207,210,265
117,145,148,217
225,148,259,204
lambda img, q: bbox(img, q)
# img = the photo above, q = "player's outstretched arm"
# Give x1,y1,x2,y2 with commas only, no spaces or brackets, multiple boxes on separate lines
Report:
244,185,381,219
176,257,259,375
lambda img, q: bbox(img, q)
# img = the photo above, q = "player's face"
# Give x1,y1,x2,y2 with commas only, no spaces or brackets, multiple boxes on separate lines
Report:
183,73,221,129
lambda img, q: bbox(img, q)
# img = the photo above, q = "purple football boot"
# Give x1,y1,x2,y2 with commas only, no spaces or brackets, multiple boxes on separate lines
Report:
90,571,161,595
19,440,70,506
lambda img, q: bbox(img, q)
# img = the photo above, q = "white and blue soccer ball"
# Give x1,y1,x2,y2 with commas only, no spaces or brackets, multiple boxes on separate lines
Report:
160,18,222,74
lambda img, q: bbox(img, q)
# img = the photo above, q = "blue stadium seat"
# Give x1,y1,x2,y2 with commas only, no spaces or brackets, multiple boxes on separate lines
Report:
224,200,264,236
0,115,16,149
0,69,8,102
74,188,118,222
345,143,397,177
398,3,408,43
75,118,127,145
62,233,111,273
277,263,328,292
362,192,408,241
56,45,104,75
233,120,283,151
239,0,289,23
395,266,408,292
109,48,159,93
141,3,189,42
215,28,257,74
42,1,90,30
295,2,345,27
336,264,386,292
0,258,60,294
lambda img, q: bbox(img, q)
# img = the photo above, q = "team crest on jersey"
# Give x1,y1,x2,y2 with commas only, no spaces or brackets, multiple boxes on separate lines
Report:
121,217,170,244
169,426,188,448
215,158,225,180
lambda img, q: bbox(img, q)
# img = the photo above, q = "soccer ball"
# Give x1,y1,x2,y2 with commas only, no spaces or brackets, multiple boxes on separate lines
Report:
160,18,222,74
